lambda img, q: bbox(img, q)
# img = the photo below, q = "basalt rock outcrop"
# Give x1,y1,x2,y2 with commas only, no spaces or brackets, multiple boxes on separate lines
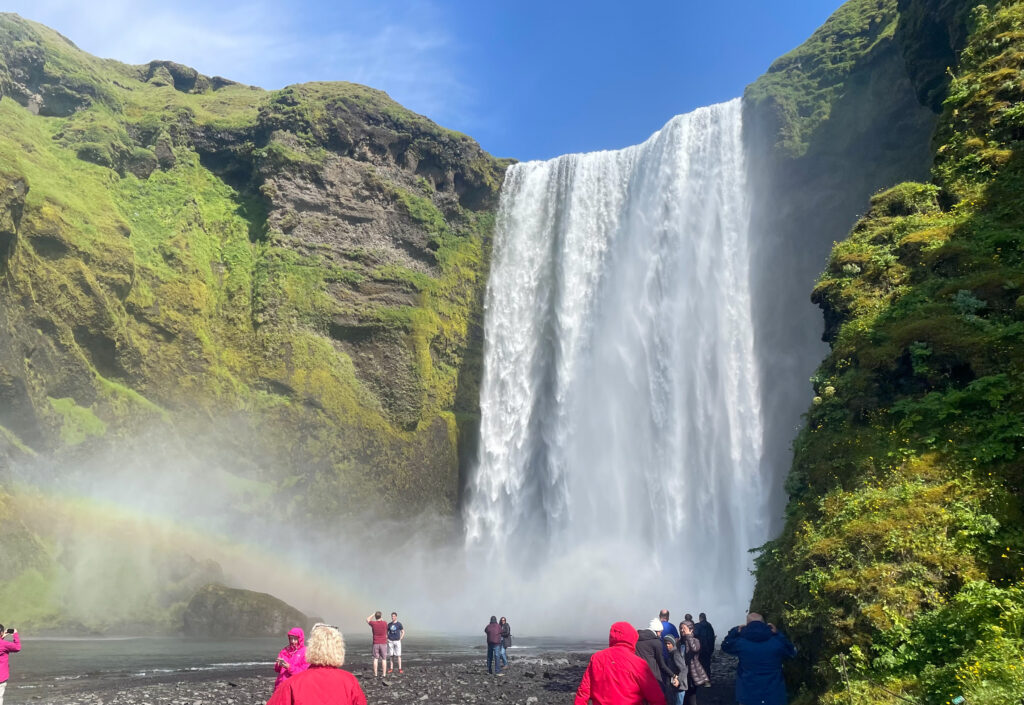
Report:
182,583,313,637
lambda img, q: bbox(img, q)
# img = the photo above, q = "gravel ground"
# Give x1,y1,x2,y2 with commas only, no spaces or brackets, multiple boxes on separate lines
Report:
12,651,738,705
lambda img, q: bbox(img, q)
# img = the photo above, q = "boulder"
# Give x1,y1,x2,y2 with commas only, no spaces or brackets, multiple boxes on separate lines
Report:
182,583,313,637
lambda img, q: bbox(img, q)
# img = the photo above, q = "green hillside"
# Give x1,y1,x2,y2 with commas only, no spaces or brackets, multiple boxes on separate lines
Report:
753,3,1024,703
0,14,507,520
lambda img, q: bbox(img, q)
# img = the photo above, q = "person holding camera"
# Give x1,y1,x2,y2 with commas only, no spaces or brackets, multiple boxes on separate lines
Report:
0,624,20,705
273,627,308,689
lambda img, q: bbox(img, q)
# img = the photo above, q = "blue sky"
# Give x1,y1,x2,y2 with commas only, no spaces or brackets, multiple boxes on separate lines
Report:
8,1,845,161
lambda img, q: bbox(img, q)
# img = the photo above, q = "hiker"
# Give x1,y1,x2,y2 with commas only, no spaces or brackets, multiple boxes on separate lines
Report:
721,613,796,705
659,610,679,663
386,612,404,674
485,616,504,675
366,611,388,677
635,619,674,687
678,620,709,705
0,625,20,705
273,627,309,689
266,623,366,705
498,616,511,667
691,613,715,683
575,621,665,705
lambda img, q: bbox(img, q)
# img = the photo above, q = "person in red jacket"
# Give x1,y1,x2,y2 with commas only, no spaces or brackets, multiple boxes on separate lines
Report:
266,623,366,705
575,622,666,705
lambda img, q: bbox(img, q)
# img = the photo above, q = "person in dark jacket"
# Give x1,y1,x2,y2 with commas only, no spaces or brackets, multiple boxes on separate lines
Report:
635,620,674,687
663,636,687,705
691,614,715,683
484,616,504,675
575,622,665,705
498,617,511,667
720,613,796,705
678,621,708,705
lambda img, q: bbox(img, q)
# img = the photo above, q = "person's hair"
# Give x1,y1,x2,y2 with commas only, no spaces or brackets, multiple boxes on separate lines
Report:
684,613,693,621
0,625,4,634
659,610,669,620
699,613,706,620
306,624,346,667
375,611,382,619
490,615,497,623
391,612,397,617
683,620,695,630
746,612,765,624
499,616,506,623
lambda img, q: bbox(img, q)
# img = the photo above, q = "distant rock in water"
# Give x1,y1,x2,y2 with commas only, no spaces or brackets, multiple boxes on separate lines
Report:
182,583,312,637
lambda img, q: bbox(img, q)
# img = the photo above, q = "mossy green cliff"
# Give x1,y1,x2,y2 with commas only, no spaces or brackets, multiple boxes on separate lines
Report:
0,14,508,520
0,13,508,632
743,0,941,526
752,2,1024,703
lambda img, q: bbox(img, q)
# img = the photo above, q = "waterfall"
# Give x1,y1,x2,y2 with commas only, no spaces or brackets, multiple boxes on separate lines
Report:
465,99,768,620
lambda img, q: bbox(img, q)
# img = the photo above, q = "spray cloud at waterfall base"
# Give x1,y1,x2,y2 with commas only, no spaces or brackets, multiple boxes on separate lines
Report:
2,100,776,637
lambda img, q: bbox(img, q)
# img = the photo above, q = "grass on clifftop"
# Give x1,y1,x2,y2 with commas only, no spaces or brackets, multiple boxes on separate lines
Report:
753,4,1024,704
745,0,900,158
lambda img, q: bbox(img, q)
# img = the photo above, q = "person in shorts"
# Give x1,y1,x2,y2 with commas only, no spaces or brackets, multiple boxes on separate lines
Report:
366,611,388,676
386,612,405,674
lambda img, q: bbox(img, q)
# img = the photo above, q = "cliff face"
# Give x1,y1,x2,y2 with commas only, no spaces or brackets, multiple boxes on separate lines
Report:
0,14,508,632
743,0,939,531
751,2,1024,703
0,14,507,519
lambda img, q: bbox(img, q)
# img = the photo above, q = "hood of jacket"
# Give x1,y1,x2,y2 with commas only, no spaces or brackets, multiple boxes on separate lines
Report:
608,621,639,649
738,621,775,643
287,627,305,649
635,628,661,643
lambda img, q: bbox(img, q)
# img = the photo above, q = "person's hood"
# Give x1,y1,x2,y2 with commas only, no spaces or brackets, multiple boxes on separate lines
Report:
287,627,305,648
608,621,639,649
636,628,660,642
739,621,775,643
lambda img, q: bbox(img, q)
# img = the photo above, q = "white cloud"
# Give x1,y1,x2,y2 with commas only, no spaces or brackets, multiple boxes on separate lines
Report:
4,0,473,125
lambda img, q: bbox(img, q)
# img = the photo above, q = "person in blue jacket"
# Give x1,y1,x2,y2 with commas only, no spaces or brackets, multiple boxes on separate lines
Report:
720,613,796,705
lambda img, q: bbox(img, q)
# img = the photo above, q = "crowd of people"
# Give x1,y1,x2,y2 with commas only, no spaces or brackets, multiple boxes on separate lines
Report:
266,607,795,705
575,610,795,705
0,608,794,705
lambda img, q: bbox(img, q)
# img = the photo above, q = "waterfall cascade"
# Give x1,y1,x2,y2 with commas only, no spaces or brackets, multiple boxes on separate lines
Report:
465,98,769,619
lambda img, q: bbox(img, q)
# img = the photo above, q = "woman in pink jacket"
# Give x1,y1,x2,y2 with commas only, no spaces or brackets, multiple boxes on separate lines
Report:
0,625,20,705
274,627,309,688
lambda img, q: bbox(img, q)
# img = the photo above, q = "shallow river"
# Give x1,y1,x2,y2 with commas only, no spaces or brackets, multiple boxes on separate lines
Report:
5,635,602,703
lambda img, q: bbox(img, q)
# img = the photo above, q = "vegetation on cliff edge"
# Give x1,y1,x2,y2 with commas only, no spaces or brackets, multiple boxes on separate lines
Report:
753,4,1024,703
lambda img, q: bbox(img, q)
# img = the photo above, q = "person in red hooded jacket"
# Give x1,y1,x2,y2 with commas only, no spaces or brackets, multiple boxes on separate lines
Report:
575,622,666,705
273,627,309,689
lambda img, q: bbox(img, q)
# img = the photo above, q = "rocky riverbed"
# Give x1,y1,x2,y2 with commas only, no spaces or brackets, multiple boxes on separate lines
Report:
14,652,738,705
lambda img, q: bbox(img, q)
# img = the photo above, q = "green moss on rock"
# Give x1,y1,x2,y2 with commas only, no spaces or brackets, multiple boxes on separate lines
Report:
755,4,1024,703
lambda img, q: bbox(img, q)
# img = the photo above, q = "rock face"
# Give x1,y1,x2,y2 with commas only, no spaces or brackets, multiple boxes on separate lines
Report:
742,0,940,526
750,2,1024,703
0,13,508,523
0,12,505,633
182,583,312,637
